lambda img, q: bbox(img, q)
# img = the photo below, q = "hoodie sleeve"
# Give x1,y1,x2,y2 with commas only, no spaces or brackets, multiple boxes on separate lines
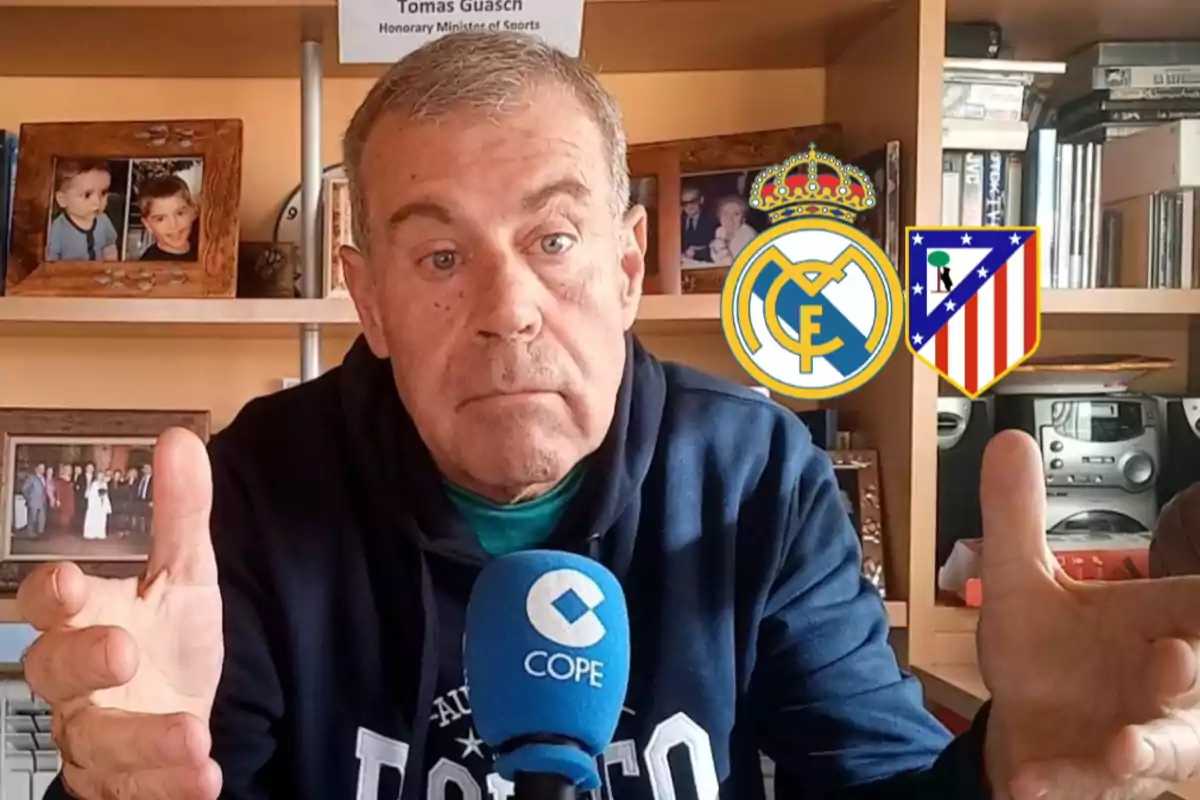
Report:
207,434,289,799
747,441,993,799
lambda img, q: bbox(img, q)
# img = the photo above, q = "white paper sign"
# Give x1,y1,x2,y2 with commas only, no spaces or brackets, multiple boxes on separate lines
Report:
338,0,586,65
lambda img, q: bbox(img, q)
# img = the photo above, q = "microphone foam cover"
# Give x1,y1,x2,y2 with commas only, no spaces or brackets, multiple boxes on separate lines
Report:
464,550,630,789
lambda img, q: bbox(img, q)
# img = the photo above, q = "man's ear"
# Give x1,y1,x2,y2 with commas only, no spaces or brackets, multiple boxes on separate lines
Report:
618,204,647,331
340,244,390,359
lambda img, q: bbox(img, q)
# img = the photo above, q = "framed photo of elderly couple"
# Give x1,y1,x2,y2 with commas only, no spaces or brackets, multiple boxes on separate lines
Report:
0,408,210,593
627,124,842,295
627,125,902,295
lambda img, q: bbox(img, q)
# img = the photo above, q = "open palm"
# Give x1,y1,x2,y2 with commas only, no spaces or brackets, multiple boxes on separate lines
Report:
977,430,1200,800
18,428,224,799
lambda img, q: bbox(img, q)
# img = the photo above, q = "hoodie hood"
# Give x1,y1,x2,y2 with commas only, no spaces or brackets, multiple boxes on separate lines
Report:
336,330,666,800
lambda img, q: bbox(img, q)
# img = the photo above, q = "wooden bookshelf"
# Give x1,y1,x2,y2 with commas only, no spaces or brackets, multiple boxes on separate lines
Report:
0,0,897,78
4,1,1200,796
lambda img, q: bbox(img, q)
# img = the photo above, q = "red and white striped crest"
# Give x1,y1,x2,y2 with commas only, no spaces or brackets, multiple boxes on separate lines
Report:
904,227,1042,399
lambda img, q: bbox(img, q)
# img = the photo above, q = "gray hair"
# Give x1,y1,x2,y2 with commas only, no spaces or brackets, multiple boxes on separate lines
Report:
342,31,630,249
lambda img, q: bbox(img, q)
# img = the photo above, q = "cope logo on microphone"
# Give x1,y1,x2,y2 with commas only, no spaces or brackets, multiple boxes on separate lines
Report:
523,568,607,688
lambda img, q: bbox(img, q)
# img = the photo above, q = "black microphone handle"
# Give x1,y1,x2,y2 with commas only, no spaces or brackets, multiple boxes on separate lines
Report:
514,772,576,800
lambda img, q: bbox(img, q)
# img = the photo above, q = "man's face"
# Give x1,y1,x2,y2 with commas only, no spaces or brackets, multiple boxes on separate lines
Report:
342,83,646,500
56,170,110,227
682,190,702,218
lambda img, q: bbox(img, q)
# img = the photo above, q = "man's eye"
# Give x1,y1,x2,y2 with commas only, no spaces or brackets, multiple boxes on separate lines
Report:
423,250,458,271
540,233,574,255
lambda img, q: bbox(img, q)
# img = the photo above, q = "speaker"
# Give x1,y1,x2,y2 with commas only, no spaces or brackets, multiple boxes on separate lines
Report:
936,396,994,567
1158,397,1200,510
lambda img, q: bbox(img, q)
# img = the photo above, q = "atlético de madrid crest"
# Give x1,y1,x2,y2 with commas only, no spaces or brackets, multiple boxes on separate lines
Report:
904,226,1042,399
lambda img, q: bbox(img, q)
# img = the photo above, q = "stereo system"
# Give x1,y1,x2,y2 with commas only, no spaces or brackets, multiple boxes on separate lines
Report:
936,392,1200,567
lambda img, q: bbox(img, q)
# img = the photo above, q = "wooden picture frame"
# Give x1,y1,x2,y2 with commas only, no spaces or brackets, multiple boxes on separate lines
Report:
829,449,887,598
627,124,842,295
322,173,353,299
855,140,902,268
627,145,681,296
0,408,211,593
6,119,243,298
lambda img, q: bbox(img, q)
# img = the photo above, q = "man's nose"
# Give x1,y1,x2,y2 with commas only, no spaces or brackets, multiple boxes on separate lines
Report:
473,250,544,344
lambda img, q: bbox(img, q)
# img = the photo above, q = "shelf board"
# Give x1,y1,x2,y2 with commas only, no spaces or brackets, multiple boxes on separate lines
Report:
0,297,357,338
0,293,722,338
1043,288,1200,316
0,0,897,78
8,288,1199,339
947,0,1200,62
933,603,978,633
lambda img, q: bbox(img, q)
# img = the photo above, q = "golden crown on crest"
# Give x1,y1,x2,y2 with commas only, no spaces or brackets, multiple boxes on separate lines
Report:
748,143,877,224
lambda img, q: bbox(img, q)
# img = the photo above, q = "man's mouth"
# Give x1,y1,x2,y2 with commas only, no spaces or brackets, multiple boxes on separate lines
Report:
460,390,559,408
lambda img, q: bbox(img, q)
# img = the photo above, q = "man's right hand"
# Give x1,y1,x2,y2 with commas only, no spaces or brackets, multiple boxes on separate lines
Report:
18,428,225,799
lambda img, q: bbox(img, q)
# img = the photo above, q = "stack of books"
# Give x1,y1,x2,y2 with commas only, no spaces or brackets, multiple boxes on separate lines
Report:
1047,43,1200,289
939,57,1064,281
1053,42,1200,145
939,41,1200,291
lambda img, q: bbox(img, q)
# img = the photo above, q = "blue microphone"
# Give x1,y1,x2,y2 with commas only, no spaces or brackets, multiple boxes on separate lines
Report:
464,550,630,799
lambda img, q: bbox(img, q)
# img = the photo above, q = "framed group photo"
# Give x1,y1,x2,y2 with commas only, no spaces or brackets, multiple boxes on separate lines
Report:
5,119,243,298
0,408,210,592
626,124,842,295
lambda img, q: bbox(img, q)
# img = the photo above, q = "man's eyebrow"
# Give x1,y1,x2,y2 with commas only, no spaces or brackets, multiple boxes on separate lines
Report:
387,200,454,230
521,178,591,211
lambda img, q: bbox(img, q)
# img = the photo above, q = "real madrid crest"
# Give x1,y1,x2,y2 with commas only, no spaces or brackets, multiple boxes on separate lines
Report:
719,144,905,401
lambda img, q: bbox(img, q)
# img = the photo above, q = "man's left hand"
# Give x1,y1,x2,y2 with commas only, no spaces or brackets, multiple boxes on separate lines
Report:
978,429,1200,800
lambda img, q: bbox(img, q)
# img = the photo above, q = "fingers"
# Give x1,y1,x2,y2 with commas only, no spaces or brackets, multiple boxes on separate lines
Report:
979,429,1058,595
23,626,138,705
1007,756,1167,800
17,561,89,631
1143,638,1200,707
1107,710,1200,785
63,759,222,800
1094,577,1200,641
58,708,210,773
1149,577,1200,641
144,427,217,588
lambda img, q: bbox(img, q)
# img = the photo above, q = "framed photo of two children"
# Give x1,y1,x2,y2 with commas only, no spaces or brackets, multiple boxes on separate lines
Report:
4,119,243,298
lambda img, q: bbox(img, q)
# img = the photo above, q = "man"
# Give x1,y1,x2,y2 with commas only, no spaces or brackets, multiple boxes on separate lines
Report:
680,184,716,262
131,463,153,540
20,462,49,537
19,31,1200,800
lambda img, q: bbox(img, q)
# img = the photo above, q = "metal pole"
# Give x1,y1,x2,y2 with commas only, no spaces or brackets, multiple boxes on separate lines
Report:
299,33,323,383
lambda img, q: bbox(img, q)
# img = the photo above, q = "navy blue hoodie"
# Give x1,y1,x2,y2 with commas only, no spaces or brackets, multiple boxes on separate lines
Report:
48,334,991,800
